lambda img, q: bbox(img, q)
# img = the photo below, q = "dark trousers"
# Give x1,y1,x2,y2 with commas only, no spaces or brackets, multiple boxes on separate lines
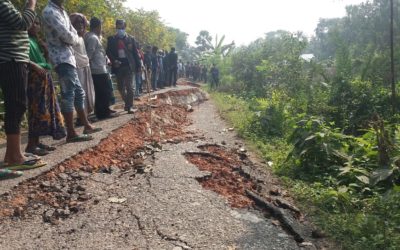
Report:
169,68,177,86
116,66,134,109
211,76,219,88
201,73,207,83
0,61,28,134
151,69,158,90
165,69,171,86
92,74,112,119
158,68,165,88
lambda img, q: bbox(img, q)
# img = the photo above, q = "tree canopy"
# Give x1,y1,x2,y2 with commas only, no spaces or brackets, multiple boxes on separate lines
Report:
13,0,182,51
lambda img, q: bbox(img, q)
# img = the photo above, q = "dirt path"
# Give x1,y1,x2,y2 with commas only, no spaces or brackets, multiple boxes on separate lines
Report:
0,82,320,249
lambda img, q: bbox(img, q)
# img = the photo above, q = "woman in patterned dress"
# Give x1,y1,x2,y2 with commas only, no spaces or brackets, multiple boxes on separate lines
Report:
25,17,66,156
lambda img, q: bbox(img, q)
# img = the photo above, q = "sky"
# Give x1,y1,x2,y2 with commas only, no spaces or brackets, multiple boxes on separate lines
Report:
125,0,367,46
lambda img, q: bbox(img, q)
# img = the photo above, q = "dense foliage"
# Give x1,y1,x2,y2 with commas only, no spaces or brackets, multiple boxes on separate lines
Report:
206,0,400,249
13,0,185,50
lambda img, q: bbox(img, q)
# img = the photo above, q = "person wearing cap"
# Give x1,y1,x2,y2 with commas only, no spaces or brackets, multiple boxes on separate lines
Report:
106,19,141,113
42,0,101,143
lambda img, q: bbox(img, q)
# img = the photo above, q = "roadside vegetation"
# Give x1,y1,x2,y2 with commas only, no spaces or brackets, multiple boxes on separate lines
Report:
6,0,400,248
199,1,400,249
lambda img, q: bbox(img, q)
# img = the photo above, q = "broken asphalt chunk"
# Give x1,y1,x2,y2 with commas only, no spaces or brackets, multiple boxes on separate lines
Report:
246,190,306,242
108,197,127,203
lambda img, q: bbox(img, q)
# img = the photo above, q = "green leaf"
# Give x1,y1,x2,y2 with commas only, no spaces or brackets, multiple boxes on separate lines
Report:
339,166,351,175
305,135,316,141
356,175,370,185
300,149,308,156
370,168,393,186
338,186,348,193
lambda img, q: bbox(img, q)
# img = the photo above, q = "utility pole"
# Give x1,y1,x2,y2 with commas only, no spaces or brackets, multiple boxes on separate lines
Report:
390,0,396,114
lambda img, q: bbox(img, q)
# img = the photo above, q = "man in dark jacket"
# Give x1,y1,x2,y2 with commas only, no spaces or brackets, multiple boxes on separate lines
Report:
106,19,141,113
163,50,170,87
168,47,178,87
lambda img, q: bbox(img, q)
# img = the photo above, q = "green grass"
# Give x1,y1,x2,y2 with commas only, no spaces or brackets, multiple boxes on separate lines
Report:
209,91,289,168
208,90,400,250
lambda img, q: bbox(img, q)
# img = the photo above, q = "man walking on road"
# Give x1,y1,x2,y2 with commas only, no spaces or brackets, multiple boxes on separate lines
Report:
106,19,141,113
42,0,101,143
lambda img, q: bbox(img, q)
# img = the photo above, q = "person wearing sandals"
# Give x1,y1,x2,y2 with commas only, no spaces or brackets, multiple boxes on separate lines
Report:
42,0,101,143
26,17,67,156
0,0,47,178
69,13,95,117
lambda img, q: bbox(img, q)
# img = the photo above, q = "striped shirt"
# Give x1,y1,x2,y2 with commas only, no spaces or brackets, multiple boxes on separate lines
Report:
0,0,36,63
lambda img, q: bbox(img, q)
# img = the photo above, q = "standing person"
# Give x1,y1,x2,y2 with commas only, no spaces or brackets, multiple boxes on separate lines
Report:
84,17,117,120
0,0,45,174
143,45,152,93
195,63,201,81
193,63,199,81
134,42,144,99
43,0,101,143
157,50,165,89
177,59,183,78
168,47,178,87
189,63,194,79
106,57,116,106
163,50,170,87
210,64,220,88
26,17,66,156
185,62,190,78
151,46,159,91
70,13,95,116
106,19,141,113
202,65,208,83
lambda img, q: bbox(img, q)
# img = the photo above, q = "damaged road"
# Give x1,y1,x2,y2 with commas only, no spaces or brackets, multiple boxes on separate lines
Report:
0,82,326,249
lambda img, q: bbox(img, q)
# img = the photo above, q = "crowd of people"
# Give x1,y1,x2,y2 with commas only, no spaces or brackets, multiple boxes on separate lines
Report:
0,0,223,179
0,0,183,178
183,62,220,88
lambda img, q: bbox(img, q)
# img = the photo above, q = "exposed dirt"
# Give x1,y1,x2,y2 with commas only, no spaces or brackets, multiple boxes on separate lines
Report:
177,79,202,88
185,145,257,208
0,91,194,220
0,86,337,250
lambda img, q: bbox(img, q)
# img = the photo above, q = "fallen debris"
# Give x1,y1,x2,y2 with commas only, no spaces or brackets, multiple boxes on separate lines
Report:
107,197,127,204
246,190,305,243
0,88,202,220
